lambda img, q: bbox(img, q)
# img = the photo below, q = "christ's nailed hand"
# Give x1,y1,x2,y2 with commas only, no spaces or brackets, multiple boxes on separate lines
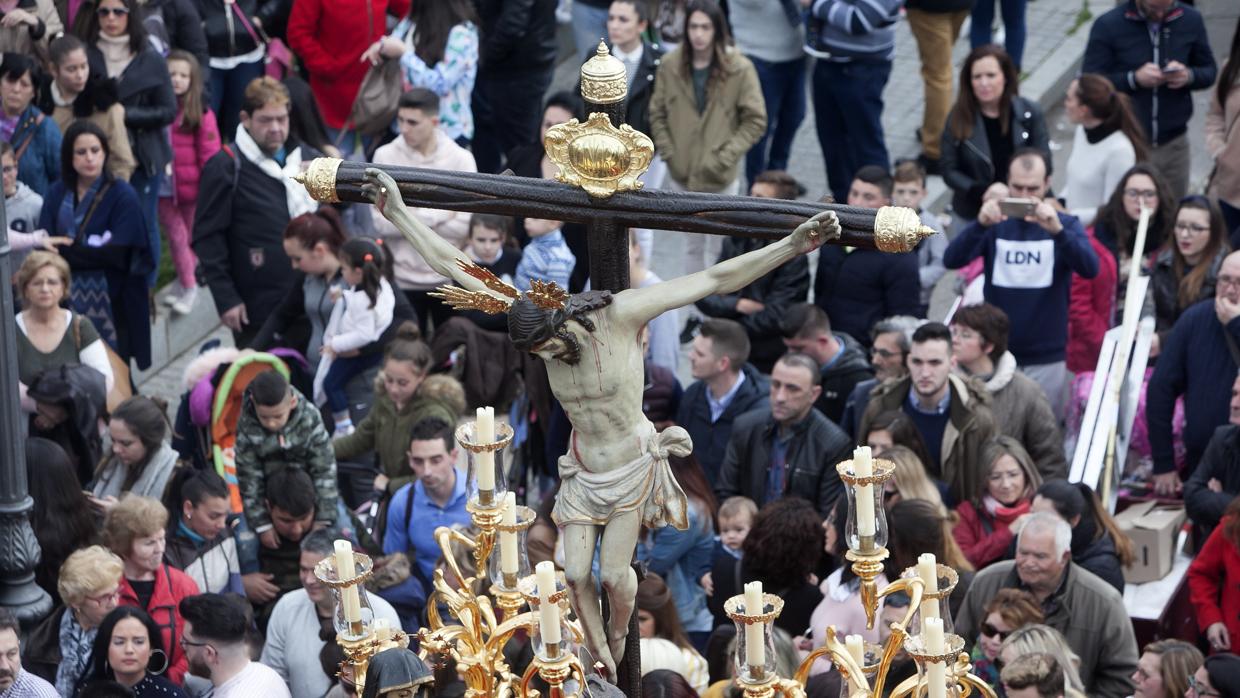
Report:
791,210,840,255
362,168,409,221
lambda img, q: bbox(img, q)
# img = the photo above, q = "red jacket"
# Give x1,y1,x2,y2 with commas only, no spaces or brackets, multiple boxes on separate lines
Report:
1189,515,1240,650
170,105,221,207
118,564,200,685
1066,228,1118,374
954,500,1017,569
286,0,411,129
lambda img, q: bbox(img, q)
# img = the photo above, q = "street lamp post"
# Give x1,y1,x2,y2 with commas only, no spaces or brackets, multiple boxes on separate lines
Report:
0,197,52,625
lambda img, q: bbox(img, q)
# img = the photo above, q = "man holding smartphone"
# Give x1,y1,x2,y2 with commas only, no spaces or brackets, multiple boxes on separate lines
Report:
1082,0,1217,200
943,149,1100,423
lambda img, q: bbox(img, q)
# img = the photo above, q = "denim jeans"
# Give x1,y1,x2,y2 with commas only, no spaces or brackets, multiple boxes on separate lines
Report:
811,59,892,203
207,59,264,142
571,2,611,62
970,0,1027,69
745,55,807,185
130,167,163,287
471,68,554,174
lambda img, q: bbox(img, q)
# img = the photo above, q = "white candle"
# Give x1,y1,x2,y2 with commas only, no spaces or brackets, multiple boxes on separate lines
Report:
536,561,561,645
334,540,361,624
743,581,765,668
500,492,518,577
853,447,876,540
924,617,947,698
373,618,390,643
917,553,940,619
845,634,865,668
476,407,496,491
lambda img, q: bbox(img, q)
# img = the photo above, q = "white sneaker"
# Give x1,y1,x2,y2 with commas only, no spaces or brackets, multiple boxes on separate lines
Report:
171,286,198,315
162,283,181,307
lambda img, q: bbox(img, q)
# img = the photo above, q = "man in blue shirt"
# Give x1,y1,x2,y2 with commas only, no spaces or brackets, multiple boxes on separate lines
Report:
381,417,472,627
943,148,1099,422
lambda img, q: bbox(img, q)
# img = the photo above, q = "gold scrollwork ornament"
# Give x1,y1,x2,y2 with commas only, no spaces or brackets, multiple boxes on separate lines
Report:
544,112,654,199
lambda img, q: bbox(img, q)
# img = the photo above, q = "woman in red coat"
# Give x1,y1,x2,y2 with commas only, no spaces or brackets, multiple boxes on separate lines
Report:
1189,497,1240,654
102,495,201,685
1066,226,1118,374
953,436,1043,568
286,0,410,150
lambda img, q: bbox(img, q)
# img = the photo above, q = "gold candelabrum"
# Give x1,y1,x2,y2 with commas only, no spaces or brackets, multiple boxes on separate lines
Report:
352,412,591,698
721,451,998,698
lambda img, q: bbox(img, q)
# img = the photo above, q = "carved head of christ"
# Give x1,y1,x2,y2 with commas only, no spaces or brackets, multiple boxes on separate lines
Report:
506,291,614,365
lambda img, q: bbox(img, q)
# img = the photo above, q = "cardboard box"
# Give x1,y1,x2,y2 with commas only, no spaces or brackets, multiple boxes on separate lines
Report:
1116,501,1187,584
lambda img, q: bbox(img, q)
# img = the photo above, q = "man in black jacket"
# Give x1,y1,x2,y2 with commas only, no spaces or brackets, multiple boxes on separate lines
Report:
779,303,873,425
192,77,319,347
471,0,557,174
697,171,810,373
677,318,769,484
715,352,851,516
1184,374,1240,536
1082,0,1217,200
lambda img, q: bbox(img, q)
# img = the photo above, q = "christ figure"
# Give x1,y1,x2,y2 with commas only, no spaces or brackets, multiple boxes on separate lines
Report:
362,168,839,676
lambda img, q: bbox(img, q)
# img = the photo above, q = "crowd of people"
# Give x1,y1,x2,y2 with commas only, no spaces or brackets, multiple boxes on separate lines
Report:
5,0,1240,696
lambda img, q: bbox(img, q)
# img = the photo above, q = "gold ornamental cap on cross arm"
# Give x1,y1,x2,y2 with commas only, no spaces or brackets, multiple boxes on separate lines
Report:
581,39,628,105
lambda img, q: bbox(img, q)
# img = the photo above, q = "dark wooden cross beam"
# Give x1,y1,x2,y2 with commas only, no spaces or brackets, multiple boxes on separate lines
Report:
303,160,913,294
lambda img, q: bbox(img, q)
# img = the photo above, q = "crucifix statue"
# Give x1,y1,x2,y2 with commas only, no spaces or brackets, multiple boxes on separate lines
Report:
294,42,933,686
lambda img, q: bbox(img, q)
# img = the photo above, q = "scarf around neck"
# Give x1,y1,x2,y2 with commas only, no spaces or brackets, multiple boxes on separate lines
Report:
55,176,106,243
233,123,318,220
96,33,134,78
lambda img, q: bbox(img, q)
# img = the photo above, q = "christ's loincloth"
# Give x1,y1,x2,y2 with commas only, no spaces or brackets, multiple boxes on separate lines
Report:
552,424,691,530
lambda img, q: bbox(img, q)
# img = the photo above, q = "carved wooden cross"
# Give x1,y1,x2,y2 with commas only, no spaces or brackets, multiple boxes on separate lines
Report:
293,43,931,696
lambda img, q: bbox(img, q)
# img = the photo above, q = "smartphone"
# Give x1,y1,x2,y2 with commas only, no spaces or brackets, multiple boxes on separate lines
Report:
998,198,1037,219
1161,65,1184,74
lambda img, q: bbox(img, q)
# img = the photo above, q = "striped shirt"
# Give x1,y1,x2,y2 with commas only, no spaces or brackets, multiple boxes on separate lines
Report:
515,230,576,292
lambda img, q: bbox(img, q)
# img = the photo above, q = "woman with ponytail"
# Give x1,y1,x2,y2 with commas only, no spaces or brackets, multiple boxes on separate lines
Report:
316,237,397,437
1031,479,1134,593
253,208,416,383
1062,73,1148,226
333,322,466,497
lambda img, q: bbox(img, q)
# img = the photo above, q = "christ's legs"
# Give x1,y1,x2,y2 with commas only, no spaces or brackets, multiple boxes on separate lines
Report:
599,510,642,669
562,522,613,674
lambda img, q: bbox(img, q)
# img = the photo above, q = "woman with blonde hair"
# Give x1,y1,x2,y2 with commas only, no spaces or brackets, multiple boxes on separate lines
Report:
1132,639,1203,698
883,445,946,515
15,251,114,411
22,545,124,693
954,435,1042,568
998,624,1086,695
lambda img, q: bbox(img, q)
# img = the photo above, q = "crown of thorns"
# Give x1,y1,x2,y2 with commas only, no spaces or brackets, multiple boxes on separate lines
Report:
429,260,571,314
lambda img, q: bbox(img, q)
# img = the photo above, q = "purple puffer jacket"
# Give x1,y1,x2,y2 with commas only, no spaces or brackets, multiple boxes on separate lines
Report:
169,105,221,206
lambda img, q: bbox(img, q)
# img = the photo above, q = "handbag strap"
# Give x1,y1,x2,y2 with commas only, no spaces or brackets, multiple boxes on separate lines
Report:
75,181,113,243
228,0,263,47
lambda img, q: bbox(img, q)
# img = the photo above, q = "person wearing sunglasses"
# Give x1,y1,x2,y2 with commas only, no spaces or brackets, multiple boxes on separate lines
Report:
1149,196,1231,355
21,545,124,694
83,0,176,290
969,588,1043,688
1189,654,1240,698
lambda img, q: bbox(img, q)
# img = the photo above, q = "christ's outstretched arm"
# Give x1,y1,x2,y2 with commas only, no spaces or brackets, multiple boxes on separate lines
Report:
363,168,496,296
612,210,840,327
